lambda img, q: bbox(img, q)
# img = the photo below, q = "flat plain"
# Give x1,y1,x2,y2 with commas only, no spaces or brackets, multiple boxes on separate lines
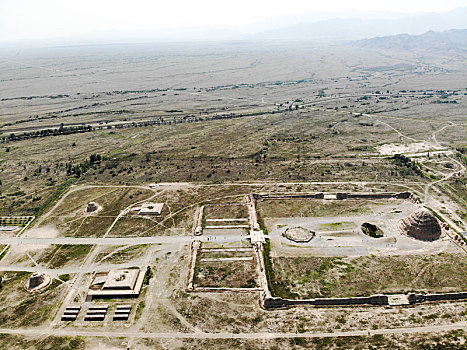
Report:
0,40,466,349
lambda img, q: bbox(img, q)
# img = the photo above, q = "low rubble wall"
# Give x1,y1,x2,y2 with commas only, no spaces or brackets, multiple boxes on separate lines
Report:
408,292,467,304
253,192,419,202
264,295,388,309
336,192,412,200
264,292,467,309
253,193,324,200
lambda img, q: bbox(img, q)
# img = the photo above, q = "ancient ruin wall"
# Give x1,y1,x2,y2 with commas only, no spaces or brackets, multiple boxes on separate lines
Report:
263,292,467,309
254,192,418,201
263,295,388,309
408,292,467,304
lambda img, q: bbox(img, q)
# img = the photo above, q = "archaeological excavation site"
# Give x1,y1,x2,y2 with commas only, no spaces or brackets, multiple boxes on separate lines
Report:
1,8,466,347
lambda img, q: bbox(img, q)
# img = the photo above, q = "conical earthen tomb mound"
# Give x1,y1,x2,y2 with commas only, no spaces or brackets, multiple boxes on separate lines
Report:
398,208,441,241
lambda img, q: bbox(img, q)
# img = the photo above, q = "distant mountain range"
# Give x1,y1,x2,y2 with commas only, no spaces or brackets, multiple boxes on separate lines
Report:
1,7,466,48
354,29,467,53
252,7,467,41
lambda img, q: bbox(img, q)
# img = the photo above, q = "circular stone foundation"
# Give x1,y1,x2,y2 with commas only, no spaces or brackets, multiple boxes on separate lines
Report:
283,226,315,243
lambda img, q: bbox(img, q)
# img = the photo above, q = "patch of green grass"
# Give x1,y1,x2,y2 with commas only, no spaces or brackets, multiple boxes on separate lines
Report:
0,271,65,328
36,179,75,217
270,253,467,299
258,199,377,218
0,334,85,349
37,245,92,268
135,301,145,321
58,274,71,282
319,221,356,231
0,246,10,262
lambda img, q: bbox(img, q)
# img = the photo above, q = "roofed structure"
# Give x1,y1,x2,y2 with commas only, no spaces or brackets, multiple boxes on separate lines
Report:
103,269,139,290
86,201,100,213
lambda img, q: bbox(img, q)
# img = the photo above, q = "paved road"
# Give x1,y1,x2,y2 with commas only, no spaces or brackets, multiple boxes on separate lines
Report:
1,235,248,246
2,236,192,245
0,321,464,339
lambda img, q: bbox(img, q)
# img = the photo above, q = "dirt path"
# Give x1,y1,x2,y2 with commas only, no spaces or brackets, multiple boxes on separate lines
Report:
374,119,421,143
422,123,466,229
134,244,202,334
103,188,164,237
0,321,464,339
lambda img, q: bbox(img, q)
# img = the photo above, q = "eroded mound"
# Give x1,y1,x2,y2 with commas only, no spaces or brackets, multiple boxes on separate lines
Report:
27,272,51,292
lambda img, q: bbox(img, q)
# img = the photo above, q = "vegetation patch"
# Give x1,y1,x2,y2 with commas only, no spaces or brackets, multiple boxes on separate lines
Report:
203,204,249,219
194,260,258,288
0,334,85,350
109,216,160,236
0,271,66,328
94,244,150,264
37,245,93,268
319,221,356,231
258,199,376,218
270,253,467,299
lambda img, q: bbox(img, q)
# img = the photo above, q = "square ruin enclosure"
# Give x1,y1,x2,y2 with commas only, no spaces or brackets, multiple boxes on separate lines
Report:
194,247,258,289
138,202,164,215
257,194,467,299
103,269,140,290
258,196,462,257
87,268,145,300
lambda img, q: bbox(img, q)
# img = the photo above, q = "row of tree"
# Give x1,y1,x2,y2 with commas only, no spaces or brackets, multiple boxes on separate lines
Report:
1,111,267,143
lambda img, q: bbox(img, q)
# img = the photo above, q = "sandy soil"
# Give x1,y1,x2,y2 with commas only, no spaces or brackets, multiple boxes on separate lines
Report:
14,226,60,253
22,226,59,239
377,142,439,155
265,201,463,257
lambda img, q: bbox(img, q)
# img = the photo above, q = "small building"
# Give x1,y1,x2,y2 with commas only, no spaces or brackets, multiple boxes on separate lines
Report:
103,269,140,290
138,202,164,215
86,201,99,213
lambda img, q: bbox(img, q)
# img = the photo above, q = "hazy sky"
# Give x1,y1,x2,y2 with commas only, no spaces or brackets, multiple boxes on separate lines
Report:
0,0,466,41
